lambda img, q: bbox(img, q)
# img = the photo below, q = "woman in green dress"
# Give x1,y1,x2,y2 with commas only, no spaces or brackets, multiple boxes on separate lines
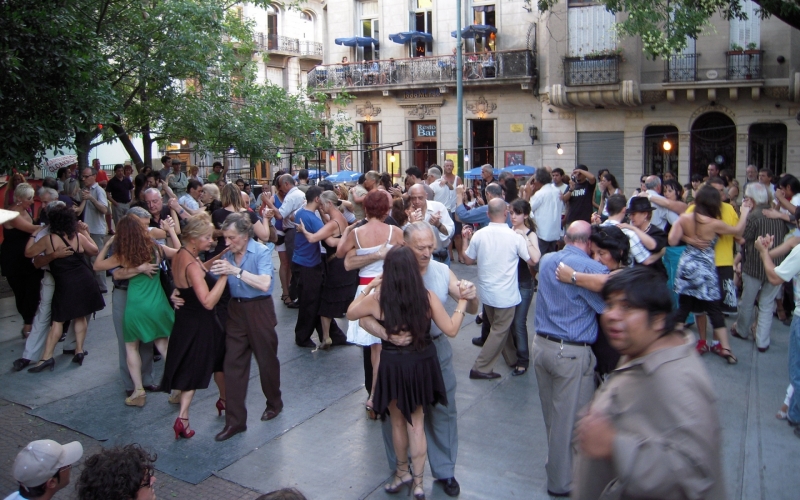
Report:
95,214,176,407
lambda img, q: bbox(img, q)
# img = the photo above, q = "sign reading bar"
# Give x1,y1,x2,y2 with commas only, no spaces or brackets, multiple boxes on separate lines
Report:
417,124,437,137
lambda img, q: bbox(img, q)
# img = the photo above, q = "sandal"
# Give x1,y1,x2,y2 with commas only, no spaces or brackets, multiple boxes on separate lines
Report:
711,344,737,364
281,294,292,306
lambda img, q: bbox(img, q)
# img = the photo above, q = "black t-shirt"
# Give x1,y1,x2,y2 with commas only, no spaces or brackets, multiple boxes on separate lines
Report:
107,176,133,203
565,179,596,225
637,224,668,277
149,206,172,228
210,208,259,257
517,229,533,285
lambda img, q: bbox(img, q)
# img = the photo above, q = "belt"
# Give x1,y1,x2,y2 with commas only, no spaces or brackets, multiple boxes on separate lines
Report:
359,277,374,286
232,295,271,303
537,333,589,347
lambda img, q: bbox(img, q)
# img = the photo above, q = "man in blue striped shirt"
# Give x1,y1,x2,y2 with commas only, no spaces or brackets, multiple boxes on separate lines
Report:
532,220,607,497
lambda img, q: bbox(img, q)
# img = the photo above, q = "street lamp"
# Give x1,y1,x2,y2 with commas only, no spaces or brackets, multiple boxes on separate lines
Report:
528,126,538,145
556,144,564,155
662,136,672,151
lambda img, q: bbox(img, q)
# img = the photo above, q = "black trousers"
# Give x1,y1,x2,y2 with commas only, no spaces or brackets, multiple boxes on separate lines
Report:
292,262,348,347
6,271,43,324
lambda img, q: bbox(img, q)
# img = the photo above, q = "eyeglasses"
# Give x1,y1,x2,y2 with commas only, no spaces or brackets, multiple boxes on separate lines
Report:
81,174,94,179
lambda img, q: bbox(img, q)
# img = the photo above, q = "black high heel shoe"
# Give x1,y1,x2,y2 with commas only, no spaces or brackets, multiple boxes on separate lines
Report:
384,461,412,494
28,358,55,373
71,351,87,366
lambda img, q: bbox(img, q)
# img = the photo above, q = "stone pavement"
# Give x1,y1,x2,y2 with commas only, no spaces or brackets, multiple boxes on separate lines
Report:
0,258,798,499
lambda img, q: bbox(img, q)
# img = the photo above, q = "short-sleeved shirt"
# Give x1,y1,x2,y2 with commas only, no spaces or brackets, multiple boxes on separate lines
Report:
279,186,306,230
221,239,274,298
774,244,800,316
292,208,323,267
178,194,199,211
465,222,530,308
95,169,109,184
686,203,738,266
107,176,133,203
83,183,108,234
210,208,259,257
565,179,596,225
423,260,451,338
348,184,368,220
207,171,222,183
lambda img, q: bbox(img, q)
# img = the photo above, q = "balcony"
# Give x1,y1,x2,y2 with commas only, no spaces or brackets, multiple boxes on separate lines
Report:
306,49,534,91
299,40,323,59
563,55,620,86
664,53,698,82
726,50,763,80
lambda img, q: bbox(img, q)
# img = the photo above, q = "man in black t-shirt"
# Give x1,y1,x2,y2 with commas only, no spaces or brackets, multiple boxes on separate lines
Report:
564,165,596,225
107,164,134,228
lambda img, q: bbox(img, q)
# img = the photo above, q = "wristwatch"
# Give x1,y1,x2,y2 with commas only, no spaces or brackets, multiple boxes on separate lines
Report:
235,269,243,279
571,271,577,284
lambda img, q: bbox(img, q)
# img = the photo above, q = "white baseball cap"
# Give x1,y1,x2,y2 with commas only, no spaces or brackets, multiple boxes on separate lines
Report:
13,440,83,488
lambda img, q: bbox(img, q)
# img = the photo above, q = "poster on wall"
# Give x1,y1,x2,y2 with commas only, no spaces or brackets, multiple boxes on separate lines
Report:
504,151,524,167
340,151,353,171
445,151,458,176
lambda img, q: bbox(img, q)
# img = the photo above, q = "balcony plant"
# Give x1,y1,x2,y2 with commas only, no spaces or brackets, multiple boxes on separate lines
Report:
728,43,744,55
745,42,761,55
583,47,623,60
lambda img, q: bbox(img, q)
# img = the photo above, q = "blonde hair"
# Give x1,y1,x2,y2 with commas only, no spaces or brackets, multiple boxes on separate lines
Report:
188,165,199,176
320,191,339,208
14,183,34,202
181,212,214,242
202,183,219,201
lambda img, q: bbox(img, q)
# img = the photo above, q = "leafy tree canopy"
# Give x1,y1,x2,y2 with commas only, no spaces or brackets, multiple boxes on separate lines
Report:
537,0,800,58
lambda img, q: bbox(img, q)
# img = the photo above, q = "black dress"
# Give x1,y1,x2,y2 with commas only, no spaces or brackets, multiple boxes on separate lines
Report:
161,254,224,392
372,322,448,424
0,226,43,324
319,235,359,318
49,234,105,322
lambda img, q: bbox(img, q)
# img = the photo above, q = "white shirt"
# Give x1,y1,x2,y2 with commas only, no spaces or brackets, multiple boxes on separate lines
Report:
279,186,306,229
178,194,199,211
4,492,24,500
429,179,452,210
465,222,530,308
83,183,108,234
646,189,669,230
529,183,563,242
423,200,455,246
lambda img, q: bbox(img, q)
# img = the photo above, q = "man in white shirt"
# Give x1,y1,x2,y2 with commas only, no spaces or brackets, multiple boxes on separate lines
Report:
80,167,109,293
408,184,455,266
427,167,452,208
6,439,83,500
440,159,462,262
642,175,669,230
462,199,536,378
263,174,307,302
529,168,563,256
178,179,204,214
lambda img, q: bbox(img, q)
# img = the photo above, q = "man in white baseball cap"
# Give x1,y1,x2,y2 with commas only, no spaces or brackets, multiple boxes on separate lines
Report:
6,439,83,500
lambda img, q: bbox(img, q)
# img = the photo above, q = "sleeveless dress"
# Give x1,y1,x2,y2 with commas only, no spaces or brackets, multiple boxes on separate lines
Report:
346,225,394,346
319,220,359,318
1,226,43,323
372,321,447,424
48,234,105,322
674,236,720,301
160,250,223,392
123,248,175,343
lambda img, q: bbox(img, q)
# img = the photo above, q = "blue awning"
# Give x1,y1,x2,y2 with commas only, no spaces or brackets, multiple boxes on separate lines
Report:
464,166,501,179
450,24,498,39
326,170,362,183
501,165,536,176
293,170,329,180
388,31,433,44
334,36,380,48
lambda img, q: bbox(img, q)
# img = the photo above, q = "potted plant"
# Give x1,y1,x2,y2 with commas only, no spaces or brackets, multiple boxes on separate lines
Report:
728,43,744,54
745,42,761,54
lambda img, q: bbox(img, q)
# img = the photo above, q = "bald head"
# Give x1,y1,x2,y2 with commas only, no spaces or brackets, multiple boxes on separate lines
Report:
487,198,507,222
565,220,592,252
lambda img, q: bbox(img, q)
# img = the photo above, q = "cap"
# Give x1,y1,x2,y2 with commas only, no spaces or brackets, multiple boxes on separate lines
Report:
627,197,655,214
0,209,20,225
13,440,83,488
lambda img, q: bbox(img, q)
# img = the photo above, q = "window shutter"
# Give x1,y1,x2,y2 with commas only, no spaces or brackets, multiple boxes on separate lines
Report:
730,0,760,48
569,5,615,56
577,132,625,186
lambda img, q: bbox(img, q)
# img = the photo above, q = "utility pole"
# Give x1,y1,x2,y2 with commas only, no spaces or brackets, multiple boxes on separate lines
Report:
456,0,464,178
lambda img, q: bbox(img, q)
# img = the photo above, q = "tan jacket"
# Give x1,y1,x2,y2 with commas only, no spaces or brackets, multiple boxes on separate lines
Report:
572,337,726,500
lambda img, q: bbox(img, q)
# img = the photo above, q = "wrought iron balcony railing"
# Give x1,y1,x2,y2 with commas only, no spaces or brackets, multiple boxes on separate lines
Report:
254,33,301,53
307,50,533,90
299,40,323,57
563,55,620,86
726,50,763,80
664,53,698,82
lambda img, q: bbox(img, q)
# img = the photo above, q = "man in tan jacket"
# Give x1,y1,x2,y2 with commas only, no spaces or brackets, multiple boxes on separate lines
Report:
572,267,725,500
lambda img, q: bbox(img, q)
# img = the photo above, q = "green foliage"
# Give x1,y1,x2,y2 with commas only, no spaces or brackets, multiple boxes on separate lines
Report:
538,0,800,58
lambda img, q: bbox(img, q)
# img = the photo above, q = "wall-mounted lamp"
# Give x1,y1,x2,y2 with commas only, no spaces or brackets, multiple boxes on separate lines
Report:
329,151,336,162
556,143,563,155
180,138,187,146
528,126,538,145
464,153,470,162
662,136,672,151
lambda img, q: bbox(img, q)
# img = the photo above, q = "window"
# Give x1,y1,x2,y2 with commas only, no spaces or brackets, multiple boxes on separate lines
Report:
299,11,313,41
411,0,433,57
568,3,615,57
358,1,380,61
266,67,283,87
467,4,495,53
266,6,278,50
730,0,760,49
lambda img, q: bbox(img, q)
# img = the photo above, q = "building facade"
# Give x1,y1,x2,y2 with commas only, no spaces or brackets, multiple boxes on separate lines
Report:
311,0,800,192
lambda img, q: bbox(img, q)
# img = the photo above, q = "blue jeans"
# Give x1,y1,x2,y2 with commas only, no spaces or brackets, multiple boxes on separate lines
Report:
511,284,534,368
789,315,800,423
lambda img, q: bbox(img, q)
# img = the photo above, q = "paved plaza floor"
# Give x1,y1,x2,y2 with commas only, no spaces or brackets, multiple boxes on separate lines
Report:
0,258,798,499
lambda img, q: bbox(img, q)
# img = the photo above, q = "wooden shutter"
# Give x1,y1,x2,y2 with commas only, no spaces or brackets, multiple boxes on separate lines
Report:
568,5,616,57
577,132,625,188
730,0,760,48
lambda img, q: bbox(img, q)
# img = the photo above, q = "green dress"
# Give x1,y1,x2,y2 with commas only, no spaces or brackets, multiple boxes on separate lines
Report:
123,252,175,343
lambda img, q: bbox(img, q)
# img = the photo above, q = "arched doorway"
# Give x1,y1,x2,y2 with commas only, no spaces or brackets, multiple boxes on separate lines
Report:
690,112,736,178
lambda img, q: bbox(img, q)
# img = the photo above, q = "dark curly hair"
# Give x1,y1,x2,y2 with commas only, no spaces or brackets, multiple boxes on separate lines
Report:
113,215,155,268
77,444,156,500
379,246,431,350
47,205,78,239
590,224,630,267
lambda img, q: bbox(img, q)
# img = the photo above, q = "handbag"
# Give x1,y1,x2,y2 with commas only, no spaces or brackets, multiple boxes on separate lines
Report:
157,246,175,302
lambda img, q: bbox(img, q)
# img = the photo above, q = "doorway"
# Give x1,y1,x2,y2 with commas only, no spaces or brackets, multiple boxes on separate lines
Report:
411,120,437,172
749,123,786,176
470,120,495,167
690,112,736,178
360,122,380,172
644,125,679,177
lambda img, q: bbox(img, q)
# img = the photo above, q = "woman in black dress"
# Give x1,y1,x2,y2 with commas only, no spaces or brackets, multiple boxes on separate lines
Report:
347,246,468,499
0,183,42,338
25,205,104,372
161,214,228,439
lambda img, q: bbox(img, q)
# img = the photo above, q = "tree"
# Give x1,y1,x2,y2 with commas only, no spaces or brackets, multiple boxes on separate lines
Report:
537,0,800,58
0,0,115,172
